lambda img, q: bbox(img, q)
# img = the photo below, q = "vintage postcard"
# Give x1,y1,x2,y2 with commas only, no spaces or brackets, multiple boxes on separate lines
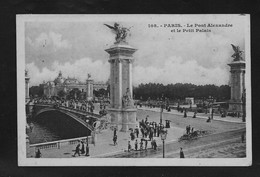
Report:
17,14,251,166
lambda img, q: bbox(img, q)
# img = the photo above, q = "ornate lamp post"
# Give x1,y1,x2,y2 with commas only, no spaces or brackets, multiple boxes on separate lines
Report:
159,95,165,125
209,96,214,120
161,130,167,158
160,102,163,125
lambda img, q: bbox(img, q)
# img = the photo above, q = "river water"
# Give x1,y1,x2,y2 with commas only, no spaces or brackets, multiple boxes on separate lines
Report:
27,110,91,144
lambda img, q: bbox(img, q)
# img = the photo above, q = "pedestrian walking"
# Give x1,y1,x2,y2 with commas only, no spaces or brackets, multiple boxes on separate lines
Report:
35,149,41,158
128,141,131,152
145,140,148,150
140,128,144,138
191,127,194,134
73,143,81,157
184,110,187,118
81,141,85,154
135,139,138,151
157,126,160,137
130,130,135,140
180,147,185,158
145,115,149,124
149,131,153,141
193,112,197,118
113,135,118,145
114,128,117,136
153,139,157,150
140,140,143,151
135,127,139,138
85,143,89,156
187,125,191,134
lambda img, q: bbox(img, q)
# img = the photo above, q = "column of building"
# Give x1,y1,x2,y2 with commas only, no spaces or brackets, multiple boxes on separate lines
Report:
128,59,133,98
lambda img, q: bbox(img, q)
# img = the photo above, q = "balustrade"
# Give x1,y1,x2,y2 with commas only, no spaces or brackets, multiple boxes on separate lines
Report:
30,136,92,151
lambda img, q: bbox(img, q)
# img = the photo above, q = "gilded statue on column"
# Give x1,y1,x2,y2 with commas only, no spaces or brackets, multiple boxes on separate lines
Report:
104,23,130,44
231,44,243,61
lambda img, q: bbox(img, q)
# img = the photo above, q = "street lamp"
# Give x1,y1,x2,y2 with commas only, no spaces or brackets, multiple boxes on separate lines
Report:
159,95,164,125
161,130,167,158
208,96,214,120
160,102,163,125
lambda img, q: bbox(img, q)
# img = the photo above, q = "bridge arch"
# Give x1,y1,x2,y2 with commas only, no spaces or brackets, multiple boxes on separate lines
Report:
34,107,94,132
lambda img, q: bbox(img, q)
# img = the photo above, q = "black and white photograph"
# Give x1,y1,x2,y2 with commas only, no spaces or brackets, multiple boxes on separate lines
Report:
17,14,251,166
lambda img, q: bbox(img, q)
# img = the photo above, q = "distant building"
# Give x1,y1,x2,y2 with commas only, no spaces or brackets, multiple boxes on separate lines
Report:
43,71,108,98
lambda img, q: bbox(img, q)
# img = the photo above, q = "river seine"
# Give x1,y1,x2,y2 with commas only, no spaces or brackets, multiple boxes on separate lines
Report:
27,111,91,144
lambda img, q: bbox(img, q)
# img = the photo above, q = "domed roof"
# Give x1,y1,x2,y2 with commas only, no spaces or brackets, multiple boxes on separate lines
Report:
54,71,65,85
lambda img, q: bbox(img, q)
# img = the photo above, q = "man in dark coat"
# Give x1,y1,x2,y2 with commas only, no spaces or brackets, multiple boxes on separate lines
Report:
180,147,185,158
113,135,118,145
135,139,138,151
35,149,41,158
184,109,187,118
135,127,139,138
128,141,131,152
81,141,85,154
85,142,89,156
153,140,157,150
73,143,81,157
114,128,117,136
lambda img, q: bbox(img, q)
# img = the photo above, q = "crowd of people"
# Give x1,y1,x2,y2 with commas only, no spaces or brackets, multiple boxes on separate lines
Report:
126,115,167,152
33,97,96,113
185,125,194,135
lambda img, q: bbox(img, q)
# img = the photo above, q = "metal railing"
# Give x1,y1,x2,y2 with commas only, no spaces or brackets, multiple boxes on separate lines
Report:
29,136,93,151
34,103,102,118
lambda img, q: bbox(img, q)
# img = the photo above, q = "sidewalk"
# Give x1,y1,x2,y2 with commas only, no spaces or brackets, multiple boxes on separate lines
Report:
32,125,184,158
138,107,245,124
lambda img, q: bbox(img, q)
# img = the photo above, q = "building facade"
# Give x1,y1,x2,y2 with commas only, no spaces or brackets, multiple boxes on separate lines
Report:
43,71,108,99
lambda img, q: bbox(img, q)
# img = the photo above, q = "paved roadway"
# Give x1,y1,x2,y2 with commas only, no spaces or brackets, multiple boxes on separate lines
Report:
102,128,246,158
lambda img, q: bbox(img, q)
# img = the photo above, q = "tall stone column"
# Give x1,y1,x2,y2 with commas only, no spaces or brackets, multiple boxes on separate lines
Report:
86,79,94,101
128,61,133,98
228,60,245,113
106,43,138,132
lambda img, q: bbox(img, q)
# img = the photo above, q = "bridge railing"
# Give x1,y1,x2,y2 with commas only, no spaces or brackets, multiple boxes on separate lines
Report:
29,135,93,151
34,103,102,118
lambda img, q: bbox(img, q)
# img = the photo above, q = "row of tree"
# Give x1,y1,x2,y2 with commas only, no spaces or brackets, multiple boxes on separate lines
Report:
30,82,231,102
133,83,230,101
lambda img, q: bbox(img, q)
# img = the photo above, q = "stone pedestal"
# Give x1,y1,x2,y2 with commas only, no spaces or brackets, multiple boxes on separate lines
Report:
105,43,138,132
86,79,94,101
227,60,245,113
107,108,138,132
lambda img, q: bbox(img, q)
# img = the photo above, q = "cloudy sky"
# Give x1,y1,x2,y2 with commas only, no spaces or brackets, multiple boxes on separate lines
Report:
24,15,247,86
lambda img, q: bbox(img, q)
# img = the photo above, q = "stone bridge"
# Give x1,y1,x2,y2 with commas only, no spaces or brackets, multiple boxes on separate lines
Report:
29,103,105,132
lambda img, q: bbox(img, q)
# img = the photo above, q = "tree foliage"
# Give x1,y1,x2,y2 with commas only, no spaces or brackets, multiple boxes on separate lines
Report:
133,83,230,101
29,85,44,97
57,90,66,98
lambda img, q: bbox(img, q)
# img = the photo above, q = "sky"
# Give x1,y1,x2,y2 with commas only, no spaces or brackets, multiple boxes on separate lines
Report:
24,15,248,87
